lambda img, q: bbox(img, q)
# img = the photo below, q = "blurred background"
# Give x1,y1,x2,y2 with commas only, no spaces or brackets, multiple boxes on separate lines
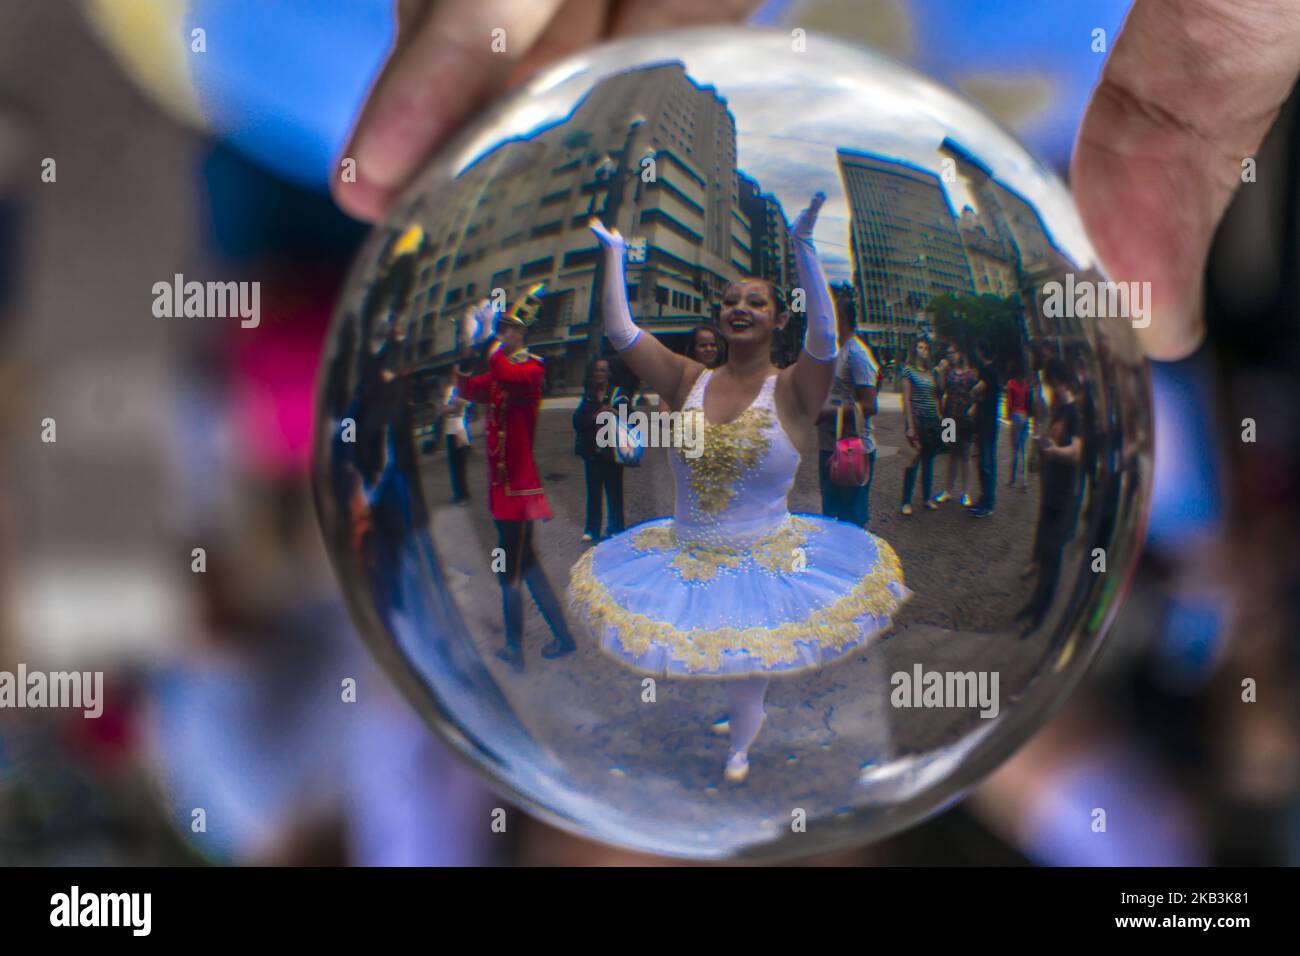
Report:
0,0,1296,866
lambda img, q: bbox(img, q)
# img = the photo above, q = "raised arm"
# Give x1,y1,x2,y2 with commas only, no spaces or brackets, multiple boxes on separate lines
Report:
589,218,699,410
785,193,836,419
453,301,498,402
460,297,496,351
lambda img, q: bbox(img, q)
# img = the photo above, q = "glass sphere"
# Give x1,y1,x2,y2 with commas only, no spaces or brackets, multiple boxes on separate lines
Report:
315,27,1152,861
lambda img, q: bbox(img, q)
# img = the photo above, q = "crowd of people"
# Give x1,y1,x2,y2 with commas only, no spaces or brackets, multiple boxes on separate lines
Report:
379,198,917,781
424,306,1097,644
9,0,1295,871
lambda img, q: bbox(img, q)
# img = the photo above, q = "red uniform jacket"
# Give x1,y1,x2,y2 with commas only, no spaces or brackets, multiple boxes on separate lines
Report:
456,343,553,522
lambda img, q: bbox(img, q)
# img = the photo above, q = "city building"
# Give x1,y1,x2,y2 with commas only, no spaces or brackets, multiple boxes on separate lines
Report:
392,61,789,389
736,170,796,296
837,148,975,359
957,206,1018,297
938,138,1077,340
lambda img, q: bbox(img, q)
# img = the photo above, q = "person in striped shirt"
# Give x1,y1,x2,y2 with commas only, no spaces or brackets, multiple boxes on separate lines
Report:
899,338,943,516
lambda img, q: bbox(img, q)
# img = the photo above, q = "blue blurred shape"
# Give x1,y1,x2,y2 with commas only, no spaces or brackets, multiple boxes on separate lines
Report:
752,0,1135,166
1157,596,1226,689
1022,745,1206,866
908,0,1133,163
184,0,1143,188
1145,359,1223,549
186,0,393,190
198,142,366,262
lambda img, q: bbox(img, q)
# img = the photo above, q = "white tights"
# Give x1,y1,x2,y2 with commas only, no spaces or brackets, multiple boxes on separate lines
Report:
724,676,770,761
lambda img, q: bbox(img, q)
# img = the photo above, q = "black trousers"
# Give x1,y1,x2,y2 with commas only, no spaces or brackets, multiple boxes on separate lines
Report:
1027,497,1079,618
493,519,571,647
583,455,625,536
446,435,470,502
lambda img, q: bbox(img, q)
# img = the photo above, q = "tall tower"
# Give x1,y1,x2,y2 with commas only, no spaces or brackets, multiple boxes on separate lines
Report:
402,60,771,385
837,148,974,355
939,137,1075,340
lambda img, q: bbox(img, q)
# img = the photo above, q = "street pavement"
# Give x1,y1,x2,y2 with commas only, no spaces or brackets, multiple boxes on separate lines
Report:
415,389,1083,852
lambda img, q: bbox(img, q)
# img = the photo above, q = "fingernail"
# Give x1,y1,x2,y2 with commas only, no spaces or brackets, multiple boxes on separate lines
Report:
355,109,439,191
356,134,409,191
332,174,394,223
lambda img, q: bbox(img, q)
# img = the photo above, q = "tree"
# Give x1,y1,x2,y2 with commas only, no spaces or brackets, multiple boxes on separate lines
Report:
928,293,1023,364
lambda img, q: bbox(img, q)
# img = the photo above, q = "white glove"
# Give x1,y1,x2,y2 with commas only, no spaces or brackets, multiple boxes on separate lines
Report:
790,193,836,361
790,191,825,244
461,298,496,347
590,218,641,352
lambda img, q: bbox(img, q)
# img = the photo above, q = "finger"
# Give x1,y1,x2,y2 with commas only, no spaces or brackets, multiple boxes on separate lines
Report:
608,0,762,34
1072,0,1300,361
502,0,611,92
334,175,404,223
335,0,569,221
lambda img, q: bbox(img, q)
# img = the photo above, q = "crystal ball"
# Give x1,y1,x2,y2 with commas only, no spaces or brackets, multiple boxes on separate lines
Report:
315,27,1152,861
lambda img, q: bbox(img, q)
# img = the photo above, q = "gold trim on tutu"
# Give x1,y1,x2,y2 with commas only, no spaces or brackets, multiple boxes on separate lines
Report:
567,535,908,674
630,516,821,582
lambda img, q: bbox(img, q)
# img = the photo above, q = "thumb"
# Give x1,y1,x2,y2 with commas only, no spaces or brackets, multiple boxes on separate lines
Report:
334,0,570,222
1071,0,1300,360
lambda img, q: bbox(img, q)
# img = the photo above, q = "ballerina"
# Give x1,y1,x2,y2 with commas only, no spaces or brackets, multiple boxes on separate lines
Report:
567,194,910,782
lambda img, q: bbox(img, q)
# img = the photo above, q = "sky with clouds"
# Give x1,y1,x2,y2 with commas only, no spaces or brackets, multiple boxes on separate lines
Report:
450,27,1097,286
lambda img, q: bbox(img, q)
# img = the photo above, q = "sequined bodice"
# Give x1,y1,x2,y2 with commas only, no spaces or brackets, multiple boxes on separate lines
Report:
670,369,801,543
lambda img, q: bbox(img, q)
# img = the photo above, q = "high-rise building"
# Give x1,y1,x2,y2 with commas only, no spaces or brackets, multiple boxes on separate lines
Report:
939,138,1075,340
837,148,975,357
736,171,801,353
737,171,795,293
939,139,1060,267
398,61,779,387
957,207,1018,297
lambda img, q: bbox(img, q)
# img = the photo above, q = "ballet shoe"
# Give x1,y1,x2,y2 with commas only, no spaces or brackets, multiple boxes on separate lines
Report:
724,752,750,783
723,711,765,782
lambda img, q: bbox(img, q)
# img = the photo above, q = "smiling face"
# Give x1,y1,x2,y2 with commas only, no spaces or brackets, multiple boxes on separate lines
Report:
692,328,720,367
719,279,785,348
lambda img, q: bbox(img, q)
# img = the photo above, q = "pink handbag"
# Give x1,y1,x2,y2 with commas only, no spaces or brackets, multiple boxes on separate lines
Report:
828,403,868,487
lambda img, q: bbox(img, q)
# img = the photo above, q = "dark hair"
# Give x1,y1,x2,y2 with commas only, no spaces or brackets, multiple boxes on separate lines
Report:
974,338,991,359
907,337,933,370
1043,358,1072,387
582,355,613,395
687,324,728,367
586,353,639,398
